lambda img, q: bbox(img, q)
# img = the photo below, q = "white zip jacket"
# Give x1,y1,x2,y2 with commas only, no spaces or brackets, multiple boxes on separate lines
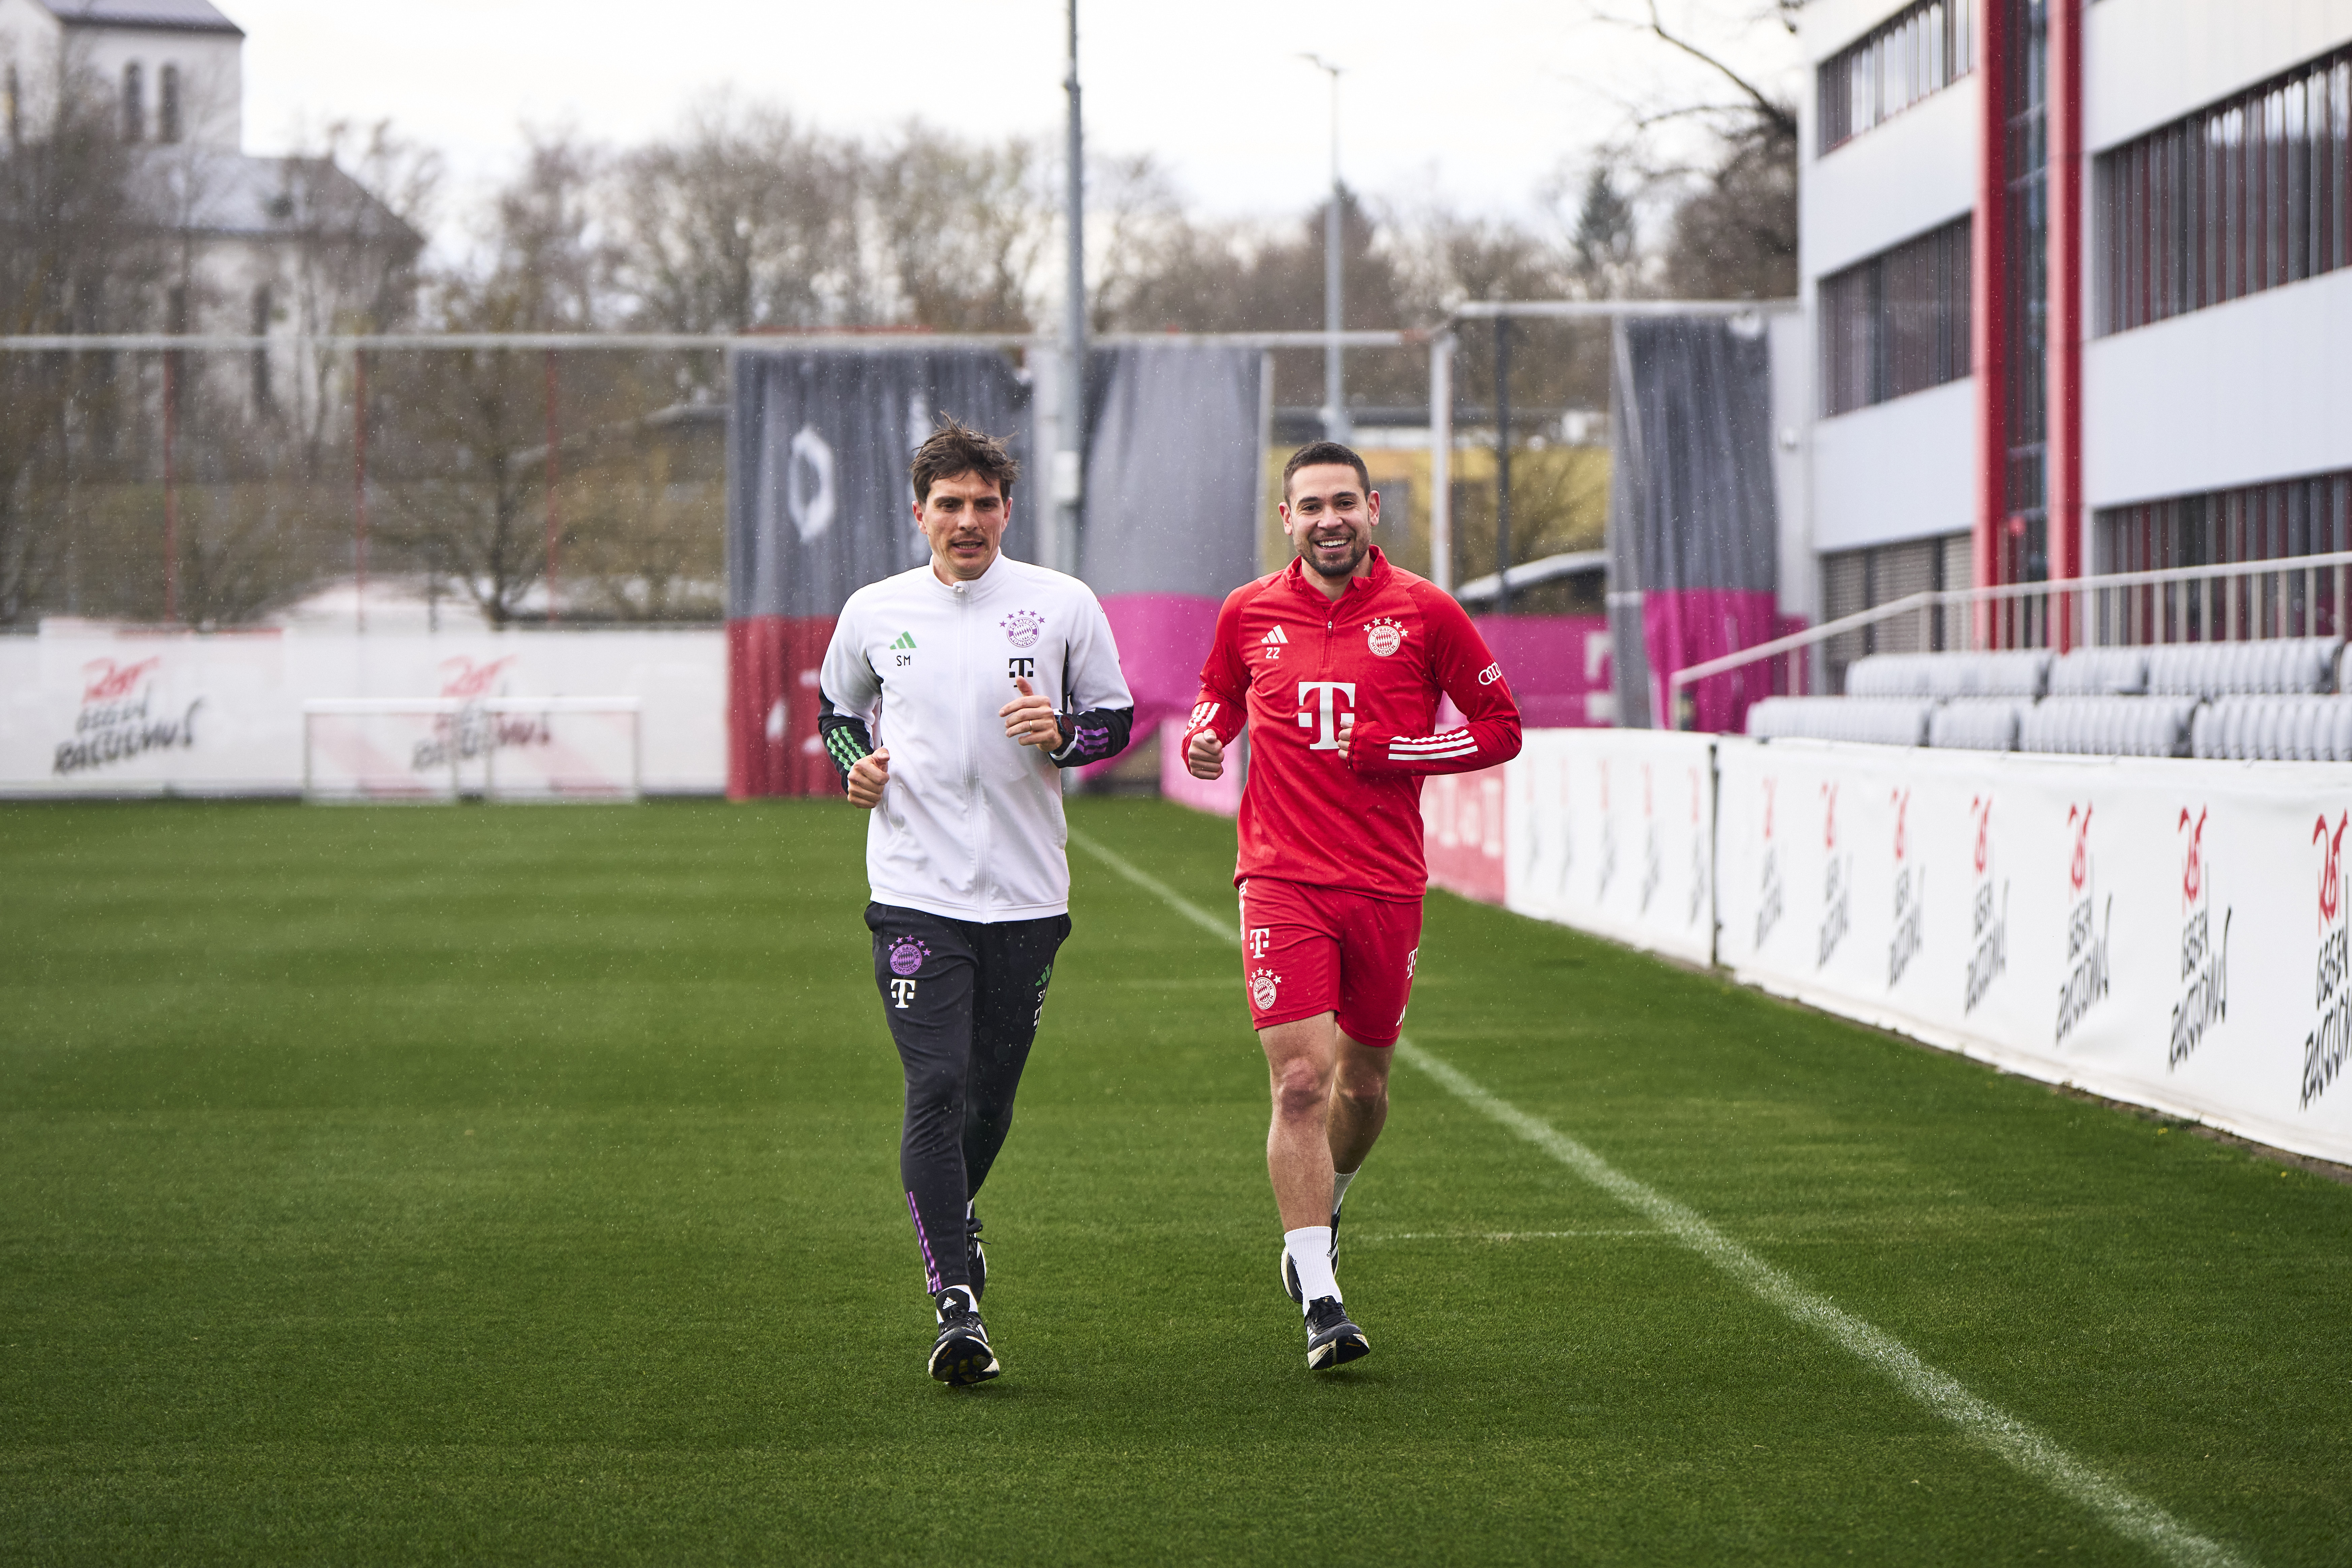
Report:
817,555,1135,923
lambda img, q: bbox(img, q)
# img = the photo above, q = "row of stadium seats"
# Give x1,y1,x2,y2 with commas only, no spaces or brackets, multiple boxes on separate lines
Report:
1747,691,2352,760
1744,638,2352,759
1840,639,2344,702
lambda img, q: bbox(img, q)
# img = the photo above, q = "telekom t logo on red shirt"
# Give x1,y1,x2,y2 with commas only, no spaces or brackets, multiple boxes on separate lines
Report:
1296,681,1357,750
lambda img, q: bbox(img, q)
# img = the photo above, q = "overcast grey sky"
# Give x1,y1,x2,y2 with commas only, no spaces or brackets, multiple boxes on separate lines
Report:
227,0,1800,248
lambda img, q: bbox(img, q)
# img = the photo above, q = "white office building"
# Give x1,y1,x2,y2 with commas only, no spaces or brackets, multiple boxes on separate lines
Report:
1797,0,2352,649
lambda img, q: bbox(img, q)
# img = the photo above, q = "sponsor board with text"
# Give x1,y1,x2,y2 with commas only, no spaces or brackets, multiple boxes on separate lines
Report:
1713,738,2352,1165
1501,728,1715,966
1,627,724,795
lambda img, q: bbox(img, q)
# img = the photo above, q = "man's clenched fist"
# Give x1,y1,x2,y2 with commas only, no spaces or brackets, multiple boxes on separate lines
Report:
1186,729,1224,780
846,746,891,809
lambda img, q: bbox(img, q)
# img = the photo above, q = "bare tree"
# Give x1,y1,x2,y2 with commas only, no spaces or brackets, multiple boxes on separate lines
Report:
273,118,435,474
0,46,156,623
872,125,1044,332
1599,0,1802,299
1563,162,1643,298
487,129,615,330
609,98,867,335
374,138,648,625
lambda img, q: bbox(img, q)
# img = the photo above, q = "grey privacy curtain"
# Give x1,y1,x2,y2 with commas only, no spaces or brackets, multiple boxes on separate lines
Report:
1078,343,1264,597
728,348,1033,619
1606,317,1779,729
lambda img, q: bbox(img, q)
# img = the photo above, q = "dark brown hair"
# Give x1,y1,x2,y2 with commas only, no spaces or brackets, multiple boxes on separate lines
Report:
910,415,1020,506
1281,440,1370,499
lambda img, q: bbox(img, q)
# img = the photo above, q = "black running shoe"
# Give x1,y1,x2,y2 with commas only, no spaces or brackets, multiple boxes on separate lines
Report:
967,1211,987,1302
1304,1296,1370,1371
1280,1204,1343,1307
928,1287,1000,1386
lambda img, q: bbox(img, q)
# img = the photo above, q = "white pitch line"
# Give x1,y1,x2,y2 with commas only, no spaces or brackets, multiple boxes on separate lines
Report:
1071,828,2252,1568
1069,829,1238,944
1354,1230,1660,1242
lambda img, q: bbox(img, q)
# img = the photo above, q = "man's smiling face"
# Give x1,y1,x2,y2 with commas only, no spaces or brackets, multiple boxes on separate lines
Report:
915,471,1010,583
1280,463,1381,583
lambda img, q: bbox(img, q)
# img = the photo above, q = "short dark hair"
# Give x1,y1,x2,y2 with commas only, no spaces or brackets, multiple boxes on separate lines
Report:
911,415,1020,506
1282,440,1370,499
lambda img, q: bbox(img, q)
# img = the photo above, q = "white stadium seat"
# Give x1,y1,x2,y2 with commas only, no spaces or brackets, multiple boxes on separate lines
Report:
1747,696,1935,746
1927,698,2027,751
1753,640,2347,759
2046,647,2149,696
2019,697,2198,758
2191,696,2352,761
2144,636,2341,698
1844,650,2050,699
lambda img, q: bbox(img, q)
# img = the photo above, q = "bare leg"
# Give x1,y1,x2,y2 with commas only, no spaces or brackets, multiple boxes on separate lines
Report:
1261,1013,1341,1229
1327,1034,1393,1176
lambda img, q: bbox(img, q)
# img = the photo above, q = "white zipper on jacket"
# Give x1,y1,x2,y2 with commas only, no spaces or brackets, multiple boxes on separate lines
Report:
953,576,991,912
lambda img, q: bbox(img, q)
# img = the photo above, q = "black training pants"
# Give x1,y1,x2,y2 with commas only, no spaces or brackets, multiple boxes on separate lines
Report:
866,902,1069,1294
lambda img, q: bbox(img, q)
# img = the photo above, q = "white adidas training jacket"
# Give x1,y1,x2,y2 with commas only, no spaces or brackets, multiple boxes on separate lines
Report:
818,555,1134,923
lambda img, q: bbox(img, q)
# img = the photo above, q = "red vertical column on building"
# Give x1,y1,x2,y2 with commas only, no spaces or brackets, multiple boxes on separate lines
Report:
2046,0,2086,650
1972,0,2010,622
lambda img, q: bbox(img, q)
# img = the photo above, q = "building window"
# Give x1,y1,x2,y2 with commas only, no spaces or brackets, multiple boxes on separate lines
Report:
1818,0,1977,154
1999,0,2049,586
2097,469,2352,640
122,61,143,141
1819,216,1972,416
158,63,181,144
2097,46,2352,335
1822,533,1972,683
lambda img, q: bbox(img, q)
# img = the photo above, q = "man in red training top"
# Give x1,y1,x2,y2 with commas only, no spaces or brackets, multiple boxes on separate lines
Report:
1181,440,1522,1371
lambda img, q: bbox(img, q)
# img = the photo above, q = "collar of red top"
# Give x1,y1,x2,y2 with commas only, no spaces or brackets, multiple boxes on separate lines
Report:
1283,544,1391,604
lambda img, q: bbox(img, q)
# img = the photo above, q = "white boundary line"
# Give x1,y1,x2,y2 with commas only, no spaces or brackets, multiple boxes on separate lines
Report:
1069,827,2252,1568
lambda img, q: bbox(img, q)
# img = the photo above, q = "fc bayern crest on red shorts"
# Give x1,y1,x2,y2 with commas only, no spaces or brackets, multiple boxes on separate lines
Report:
1238,876,1423,1047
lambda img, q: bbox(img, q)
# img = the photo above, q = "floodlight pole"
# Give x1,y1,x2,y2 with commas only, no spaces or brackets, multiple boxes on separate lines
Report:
544,350,561,625
1058,0,1086,577
1429,331,1454,593
1302,55,1348,444
1494,317,1512,613
352,348,369,635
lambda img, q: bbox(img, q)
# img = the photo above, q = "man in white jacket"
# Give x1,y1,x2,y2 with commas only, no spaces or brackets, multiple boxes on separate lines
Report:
817,417,1134,1386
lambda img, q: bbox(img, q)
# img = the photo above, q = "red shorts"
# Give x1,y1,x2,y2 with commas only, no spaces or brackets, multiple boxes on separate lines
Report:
1238,877,1423,1047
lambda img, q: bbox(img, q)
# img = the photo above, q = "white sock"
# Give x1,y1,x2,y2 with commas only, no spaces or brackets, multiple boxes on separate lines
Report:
1331,1168,1358,1211
1285,1226,1340,1305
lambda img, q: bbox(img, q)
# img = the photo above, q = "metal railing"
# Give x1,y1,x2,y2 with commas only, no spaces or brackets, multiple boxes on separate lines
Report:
1666,549,2352,728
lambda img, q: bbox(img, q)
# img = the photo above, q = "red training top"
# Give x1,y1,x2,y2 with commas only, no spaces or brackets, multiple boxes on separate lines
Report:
1182,547,1523,900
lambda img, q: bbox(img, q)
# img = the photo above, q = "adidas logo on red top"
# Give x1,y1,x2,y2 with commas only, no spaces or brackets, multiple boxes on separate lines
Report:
1261,627,1289,645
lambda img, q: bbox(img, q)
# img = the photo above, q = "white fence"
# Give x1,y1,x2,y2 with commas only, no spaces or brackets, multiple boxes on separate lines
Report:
1439,730,2352,1166
1,625,723,797
1505,729,1716,965
303,697,643,803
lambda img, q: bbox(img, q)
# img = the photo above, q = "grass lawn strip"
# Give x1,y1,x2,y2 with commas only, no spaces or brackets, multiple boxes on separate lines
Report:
1072,826,2256,1568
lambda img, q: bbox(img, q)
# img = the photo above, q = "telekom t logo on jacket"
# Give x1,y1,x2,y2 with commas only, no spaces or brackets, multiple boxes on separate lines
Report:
1296,681,1357,750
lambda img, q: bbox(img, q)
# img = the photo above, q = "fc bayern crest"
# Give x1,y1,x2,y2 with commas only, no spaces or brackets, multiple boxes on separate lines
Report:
888,937,930,977
1250,969,1280,1010
1001,610,1044,649
1366,618,1405,657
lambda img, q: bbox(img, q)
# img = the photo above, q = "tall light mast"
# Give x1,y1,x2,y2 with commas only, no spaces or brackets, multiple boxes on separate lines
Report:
1300,54,1348,444
1057,0,1086,575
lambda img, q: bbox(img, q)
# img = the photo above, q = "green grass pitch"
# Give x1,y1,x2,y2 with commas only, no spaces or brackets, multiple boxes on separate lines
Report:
3,797,2350,1565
